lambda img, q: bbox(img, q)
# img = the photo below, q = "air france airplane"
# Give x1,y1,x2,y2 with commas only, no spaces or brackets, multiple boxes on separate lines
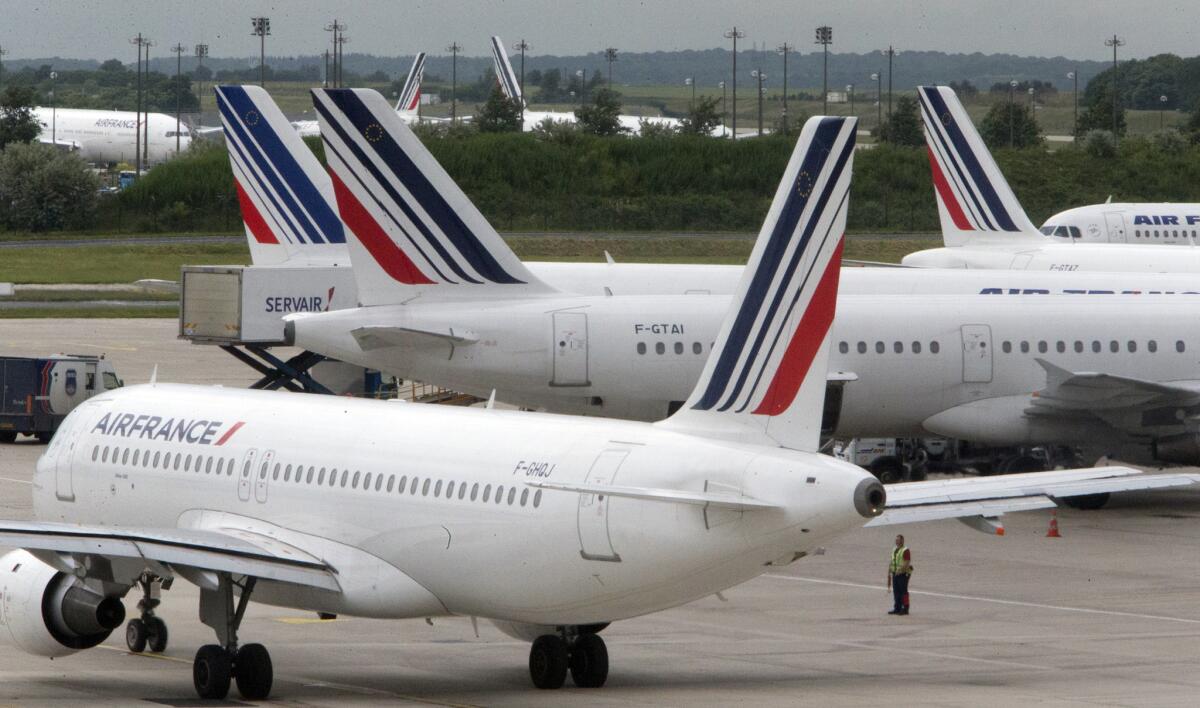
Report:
1,116,1183,702
33,107,188,164
902,86,1200,272
292,53,428,138
1041,203,1200,245
284,87,1200,472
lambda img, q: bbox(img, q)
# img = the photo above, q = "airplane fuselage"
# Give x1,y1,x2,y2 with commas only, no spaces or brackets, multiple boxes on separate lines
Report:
901,242,1200,272
34,107,188,165
1042,203,1200,245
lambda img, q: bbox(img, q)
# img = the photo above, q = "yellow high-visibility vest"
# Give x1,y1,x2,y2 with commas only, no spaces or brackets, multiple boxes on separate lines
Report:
890,546,910,574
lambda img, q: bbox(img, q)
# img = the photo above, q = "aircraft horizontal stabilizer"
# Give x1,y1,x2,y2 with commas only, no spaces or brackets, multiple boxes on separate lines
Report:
840,259,913,268
525,481,779,511
350,325,478,350
0,521,340,591
873,467,1200,531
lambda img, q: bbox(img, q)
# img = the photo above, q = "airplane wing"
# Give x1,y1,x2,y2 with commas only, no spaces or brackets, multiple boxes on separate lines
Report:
351,325,478,351
1029,359,1200,415
38,137,79,151
0,521,339,591
869,466,1200,529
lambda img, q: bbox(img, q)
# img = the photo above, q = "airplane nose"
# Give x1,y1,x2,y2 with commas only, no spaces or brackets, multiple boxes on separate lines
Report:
853,477,886,518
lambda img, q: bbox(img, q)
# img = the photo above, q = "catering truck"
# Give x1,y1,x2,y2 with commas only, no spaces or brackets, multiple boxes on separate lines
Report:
0,355,122,442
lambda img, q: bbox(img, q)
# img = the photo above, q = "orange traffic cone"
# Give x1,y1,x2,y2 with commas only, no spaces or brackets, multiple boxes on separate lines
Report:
1046,511,1062,538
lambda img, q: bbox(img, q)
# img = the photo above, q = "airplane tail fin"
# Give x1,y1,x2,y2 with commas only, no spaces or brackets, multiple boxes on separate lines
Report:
394,52,426,118
312,88,554,304
917,86,1042,247
214,84,348,266
490,36,525,106
660,116,856,451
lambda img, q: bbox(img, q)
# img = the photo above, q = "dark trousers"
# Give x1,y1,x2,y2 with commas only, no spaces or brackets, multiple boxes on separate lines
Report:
892,573,910,612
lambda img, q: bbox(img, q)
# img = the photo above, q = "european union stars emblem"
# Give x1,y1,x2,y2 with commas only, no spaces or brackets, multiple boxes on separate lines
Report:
795,170,813,198
244,110,261,127
364,123,384,143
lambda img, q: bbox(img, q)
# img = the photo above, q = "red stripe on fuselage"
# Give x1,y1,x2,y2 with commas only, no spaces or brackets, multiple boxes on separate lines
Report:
214,421,245,446
752,239,844,417
328,168,435,285
234,180,280,244
926,145,973,231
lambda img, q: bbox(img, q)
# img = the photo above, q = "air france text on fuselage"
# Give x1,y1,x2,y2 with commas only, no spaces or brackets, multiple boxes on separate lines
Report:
91,411,243,446
1132,215,1200,226
980,287,1200,295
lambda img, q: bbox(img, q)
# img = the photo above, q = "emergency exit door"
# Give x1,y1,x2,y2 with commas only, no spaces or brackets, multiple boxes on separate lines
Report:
237,449,257,502
960,325,993,383
551,311,590,387
1104,212,1127,243
578,449,627,562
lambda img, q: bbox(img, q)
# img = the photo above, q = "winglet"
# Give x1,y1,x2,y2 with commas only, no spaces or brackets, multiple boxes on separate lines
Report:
658,116,857,450
917,86,1042,247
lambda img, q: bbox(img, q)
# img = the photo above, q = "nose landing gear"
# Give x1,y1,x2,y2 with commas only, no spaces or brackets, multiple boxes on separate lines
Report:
125,573,169,653
529,626,609,689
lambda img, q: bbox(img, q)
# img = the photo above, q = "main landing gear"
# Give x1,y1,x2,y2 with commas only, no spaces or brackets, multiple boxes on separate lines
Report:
192,573,273,701
528,626,609,689
125,573,169,653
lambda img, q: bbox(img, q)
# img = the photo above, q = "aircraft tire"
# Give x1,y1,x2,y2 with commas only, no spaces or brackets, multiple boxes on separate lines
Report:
235,643,273,700
146,617,168,653
125,619,147,653
570,634,609,688
529,635,569,689
193,645,232,700
0,431,16,443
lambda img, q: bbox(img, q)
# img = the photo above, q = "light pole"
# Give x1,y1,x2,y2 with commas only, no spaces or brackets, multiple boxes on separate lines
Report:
447,42,461,121
1067,70,1077,137
514,39,530,97
1160,94,1168,130
49,71,57,146
847,83,855,117
324,20,345,88
751,69,765,136
194,44,208,115
815,26,832,114
719,80,727,136
251,17,270,88
882,46,896,125
1105,34,1124,139
576,69,586,107
777,42,792,132
171,43,184,154
130,34,143,175
871,71,881,132
142,39,153,166
0,45,8,92
724,26,745,139
604,47,617,87
685,77,694,110
336,33,349,87
1009,79,1017,148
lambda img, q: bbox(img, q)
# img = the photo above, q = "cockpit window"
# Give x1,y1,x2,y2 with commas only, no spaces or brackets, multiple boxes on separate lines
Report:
1069,226,1081,238
1039,225,1055,236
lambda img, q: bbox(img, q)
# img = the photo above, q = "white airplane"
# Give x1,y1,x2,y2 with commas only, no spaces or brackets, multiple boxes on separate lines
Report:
292,52,427,138
1,114,1186,703
281,87,1200,475
488,36,720,136
33,106,188,164
1041,202,1200,245
902,85,1200,272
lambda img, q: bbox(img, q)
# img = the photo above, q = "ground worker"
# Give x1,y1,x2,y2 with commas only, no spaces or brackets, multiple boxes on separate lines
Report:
887,534,912,615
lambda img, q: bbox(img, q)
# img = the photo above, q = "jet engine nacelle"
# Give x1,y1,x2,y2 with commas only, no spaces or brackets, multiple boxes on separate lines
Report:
0,550,126,658
1152,434,1200,466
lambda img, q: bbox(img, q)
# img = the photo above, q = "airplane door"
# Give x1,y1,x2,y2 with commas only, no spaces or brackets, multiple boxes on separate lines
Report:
551,311,590,387
1104,212,1126,243
577,449,628,562
237,449,257,502
46,416,73,502
255,450,274,503
960,325,993,383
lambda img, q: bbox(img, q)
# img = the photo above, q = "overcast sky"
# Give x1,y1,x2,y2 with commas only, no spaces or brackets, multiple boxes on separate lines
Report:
1,0,1190,62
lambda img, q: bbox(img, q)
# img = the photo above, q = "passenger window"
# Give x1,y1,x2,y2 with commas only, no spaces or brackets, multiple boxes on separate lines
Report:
278,464,285,481
153,450,161,467
1109,340,1119,353
1074,341,1083,353
215,458,223,475
1020,341,1029,353
422,478,430,496
483,484,492,502
655,342,665,355
205,457,213,474
1092,341,1101,353
1056,341,1066,353
122,448,131,465
636,342,646,355
1128,340,1136,353
398,475,407,492
184,454,192,470
386,475,395,492
132,449,140,466
508,487,517,505
306,467,314,483
471,483,479,500
102,447,109,463
534,490,543,508
1177,340,1186,352
340,470,349,488
930,341,940,354
1149,340,1158,353
374,474,383,491
446,480,455,498
1002,341,1012,353
228,458,235,475
458,483,467,500
92,446,99,461
410,477,419,494
496,485,505,504
318,468,326,485
893,342,903,354
520,488,530,506
693,342,702,354
174,453,182,471
839,341,849,354
1038,341,1047,354
434,480,443,497
361,472,369,489
875,341,884,354
674,342,683,355
912,341,921,354
857,341,867,354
